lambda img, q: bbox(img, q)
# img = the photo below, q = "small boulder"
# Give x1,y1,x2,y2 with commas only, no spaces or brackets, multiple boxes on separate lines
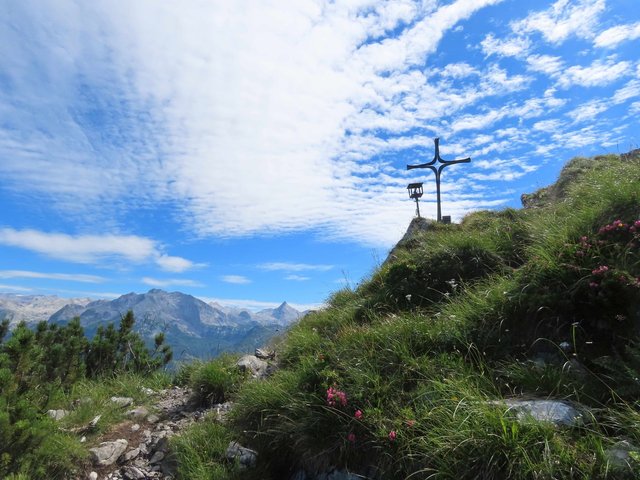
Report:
110,396,134,407
503,399,584,427
88,472,98,480
236,355,269,378
122,466,146,480
226,441,258,468
121,447,140,462
146,413,161,424
47,409,68,420
89,439,128,466
255,348,275,360
605,440,639,469
126,406,149,419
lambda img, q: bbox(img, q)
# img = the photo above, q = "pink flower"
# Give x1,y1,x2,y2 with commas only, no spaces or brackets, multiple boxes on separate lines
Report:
354,410,363,420
592,265,609,276
589,281,599,289
388,430,397,441
347,433,356,443
326,386,347,407
406,419,415,427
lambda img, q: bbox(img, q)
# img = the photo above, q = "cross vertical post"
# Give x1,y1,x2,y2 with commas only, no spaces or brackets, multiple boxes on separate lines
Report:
406,138,470,222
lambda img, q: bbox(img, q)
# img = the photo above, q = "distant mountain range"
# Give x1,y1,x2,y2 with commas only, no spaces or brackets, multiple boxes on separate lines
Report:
0,290,305,361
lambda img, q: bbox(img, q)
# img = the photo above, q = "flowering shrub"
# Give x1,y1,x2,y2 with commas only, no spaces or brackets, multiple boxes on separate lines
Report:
326,386,347,407
553,218,640,354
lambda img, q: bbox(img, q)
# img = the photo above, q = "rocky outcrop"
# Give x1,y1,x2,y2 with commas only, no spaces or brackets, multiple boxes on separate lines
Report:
501,399,584,427
90,439,128,467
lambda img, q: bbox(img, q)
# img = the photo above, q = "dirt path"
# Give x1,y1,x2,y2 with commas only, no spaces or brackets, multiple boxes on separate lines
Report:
83,386,232,480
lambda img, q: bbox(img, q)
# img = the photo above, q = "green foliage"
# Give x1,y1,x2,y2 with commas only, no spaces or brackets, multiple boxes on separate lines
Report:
0,310,172,478
188,354,246,406
86,310,172,377
172,419,241,480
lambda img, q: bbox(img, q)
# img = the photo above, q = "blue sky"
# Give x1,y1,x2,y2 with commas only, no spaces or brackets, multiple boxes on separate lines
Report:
0,0,639,310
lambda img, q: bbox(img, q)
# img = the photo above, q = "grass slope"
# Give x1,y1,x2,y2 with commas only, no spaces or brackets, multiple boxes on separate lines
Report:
190,151,640,480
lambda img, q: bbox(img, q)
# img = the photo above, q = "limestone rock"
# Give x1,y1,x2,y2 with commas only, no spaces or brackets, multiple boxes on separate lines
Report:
122,466,146,479
89,439,128,466
605,440,639,469
236,355,269,378
126,406,149,419
255,347,275,360
121,447,140,462
47,409,68,420
88,472,98,480
225,441,258,468
503,399,583,427
110,396,134,407
147,413,161,423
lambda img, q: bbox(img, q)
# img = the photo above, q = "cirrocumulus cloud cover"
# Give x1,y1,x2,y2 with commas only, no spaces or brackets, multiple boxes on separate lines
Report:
0,0,638,308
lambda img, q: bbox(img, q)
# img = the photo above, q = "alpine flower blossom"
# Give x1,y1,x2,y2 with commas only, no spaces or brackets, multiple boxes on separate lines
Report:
347,433,356,443
326,386,347,407
592,265,609,276
388,430,397,441
354,410,363,419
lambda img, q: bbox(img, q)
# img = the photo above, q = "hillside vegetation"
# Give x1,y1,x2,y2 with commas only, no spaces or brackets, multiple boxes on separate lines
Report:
198,151,640,479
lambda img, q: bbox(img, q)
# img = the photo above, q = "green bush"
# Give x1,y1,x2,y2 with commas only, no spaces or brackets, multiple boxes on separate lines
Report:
189,354,245,406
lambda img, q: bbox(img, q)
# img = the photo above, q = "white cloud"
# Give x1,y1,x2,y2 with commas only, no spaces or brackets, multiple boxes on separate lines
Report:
155,255,203,273
0,228,156,263
0,270,105,283
512,0,605,44
613,80,640,104
441,62,479,78
526,54,564,76
141,277,204,288
284,275,311,281
258,262,334,272
220,275,252,285
594,22,640,48
481,33,530,57
0,284,33,292
0,227,197,271
533,119,564,132
557,58,631,89
567,99,608,123
0,0,512,247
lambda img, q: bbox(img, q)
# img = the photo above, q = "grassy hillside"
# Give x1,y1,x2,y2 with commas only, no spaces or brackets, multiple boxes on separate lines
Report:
188,151,640,480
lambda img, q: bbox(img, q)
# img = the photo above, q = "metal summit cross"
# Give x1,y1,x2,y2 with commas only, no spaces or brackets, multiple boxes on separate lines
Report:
406,138,471,222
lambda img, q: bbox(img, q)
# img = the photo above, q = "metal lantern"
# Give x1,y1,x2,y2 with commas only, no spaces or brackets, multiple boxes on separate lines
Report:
407,182,424,218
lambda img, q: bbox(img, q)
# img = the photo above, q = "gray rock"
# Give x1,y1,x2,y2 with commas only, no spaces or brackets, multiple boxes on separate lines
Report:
605,440,639,469
131,423,140,432
236,355,269,378
140,387,156,395
121,447,140,462
88,472,98,480
503,399,583,427
255,347,275,360
147,413,161,424
122,466,146,480
149,450,165,464
225,441,257,468
111,396,134,407
126,406,149,419
47,409,68,420
89,439,128,466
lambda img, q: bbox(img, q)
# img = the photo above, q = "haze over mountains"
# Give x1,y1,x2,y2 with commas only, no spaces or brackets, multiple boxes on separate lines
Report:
0,289,305,360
